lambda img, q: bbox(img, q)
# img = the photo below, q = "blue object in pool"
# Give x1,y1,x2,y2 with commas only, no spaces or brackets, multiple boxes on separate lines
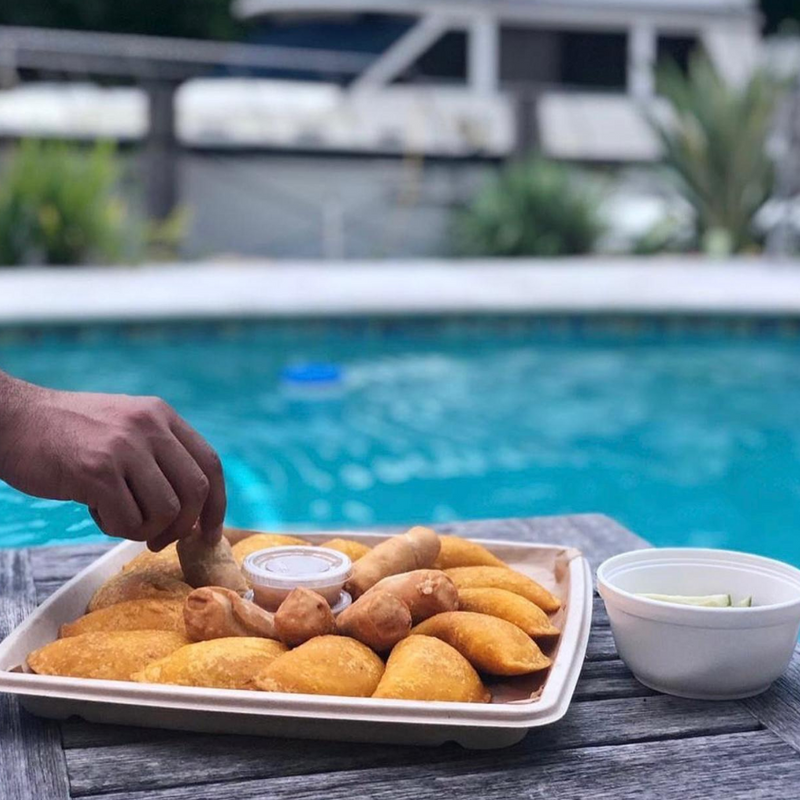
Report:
281,362,343,386
2,318,800,567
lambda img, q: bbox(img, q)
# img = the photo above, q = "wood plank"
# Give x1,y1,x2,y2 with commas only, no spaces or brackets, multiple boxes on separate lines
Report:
28,542,114,582
63,695,758,795
574,659,654,700
34,577,69,604
743,646,800,753
68,731,793,800
593,594,610,625
0,549,71,800
585,626,617,661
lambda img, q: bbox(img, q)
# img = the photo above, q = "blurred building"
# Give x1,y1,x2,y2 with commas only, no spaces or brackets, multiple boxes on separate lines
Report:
0,0,764,258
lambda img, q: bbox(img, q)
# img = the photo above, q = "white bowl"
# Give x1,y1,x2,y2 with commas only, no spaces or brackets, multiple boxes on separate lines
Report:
597,548,800,700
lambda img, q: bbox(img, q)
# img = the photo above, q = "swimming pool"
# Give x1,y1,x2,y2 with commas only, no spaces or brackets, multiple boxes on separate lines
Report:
2,318,800,565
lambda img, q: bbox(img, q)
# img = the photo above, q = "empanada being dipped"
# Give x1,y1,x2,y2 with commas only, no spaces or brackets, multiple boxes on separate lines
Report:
255,635,384,697
373,635,491,703
177,533,248,595
121,543,183,580
412,612,551,676
433,536,508,570
60,599,186,638
231,534,309,566
27,631,189,681
87,568,193,612
457,589,560,638
134,637,287,690
445,567,561,613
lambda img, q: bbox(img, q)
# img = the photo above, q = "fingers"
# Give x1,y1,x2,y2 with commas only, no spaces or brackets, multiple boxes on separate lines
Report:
152,435,211,548
170,417,226,544
124,458,181,547
90,479,145,540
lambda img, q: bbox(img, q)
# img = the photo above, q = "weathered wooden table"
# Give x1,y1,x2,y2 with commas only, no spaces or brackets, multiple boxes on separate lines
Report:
3,514,800,800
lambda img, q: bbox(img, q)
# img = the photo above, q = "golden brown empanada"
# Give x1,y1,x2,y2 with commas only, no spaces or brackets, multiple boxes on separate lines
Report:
361,570,458,623
183,587,279,642
411,611,551,676
345,526,440,599
373,635,490,703
121,543,183,579
133,637,287,690
445,566,561,613
87,568,193,612
177,533,248,594
274,588,337,647
27,631,188,681
223,527,262,545
321,538,371,562
255,635,384,697
231,534,308,565
457,588,560,638
60,598,186,638
433,536,508,570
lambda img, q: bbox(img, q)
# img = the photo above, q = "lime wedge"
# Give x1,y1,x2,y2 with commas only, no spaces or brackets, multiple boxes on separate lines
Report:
637,593,732,607
734,596,753,607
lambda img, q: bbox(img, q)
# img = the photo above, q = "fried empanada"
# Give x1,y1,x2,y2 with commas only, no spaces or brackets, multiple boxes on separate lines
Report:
457,589,560,638
133,637,287,690
255,635,384,697
336,590,412,652
274,588,337,647
121,543,183,579
60,599,186,638
445,566,561,613
373,635,491,703
231,534,309,565
361,570,458,623
223,527,262,546
177,533,248,594
27,631,188,681
321,538,371,562
88,568,193,612
433,536,508,570
346,526,440,599
411,612,551,676
183,586,279,642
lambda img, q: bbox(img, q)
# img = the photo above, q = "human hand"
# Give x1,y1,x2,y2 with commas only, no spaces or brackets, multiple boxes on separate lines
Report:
0,375,225,551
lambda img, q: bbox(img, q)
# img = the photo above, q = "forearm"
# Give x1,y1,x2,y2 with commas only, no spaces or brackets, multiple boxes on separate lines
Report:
0,370,39,455
0,370,226,547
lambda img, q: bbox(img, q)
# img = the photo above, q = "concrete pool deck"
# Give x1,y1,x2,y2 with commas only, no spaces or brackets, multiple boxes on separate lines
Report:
2,258,800,324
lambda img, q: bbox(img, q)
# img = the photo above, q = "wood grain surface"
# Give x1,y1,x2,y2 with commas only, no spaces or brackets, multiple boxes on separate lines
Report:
2,514,798,800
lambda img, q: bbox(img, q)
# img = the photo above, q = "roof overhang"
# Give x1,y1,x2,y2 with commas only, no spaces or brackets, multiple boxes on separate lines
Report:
234,0,758,32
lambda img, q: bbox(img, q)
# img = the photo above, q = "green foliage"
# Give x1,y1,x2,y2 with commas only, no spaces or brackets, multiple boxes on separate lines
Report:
0,1,242,41
453,158,603,257
648,56,782,254
0,140,130,265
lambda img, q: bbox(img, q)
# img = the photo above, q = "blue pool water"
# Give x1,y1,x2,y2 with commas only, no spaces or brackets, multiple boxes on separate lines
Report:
2,319,800,565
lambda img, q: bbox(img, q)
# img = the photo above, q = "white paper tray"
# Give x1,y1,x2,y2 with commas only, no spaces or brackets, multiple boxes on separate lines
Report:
0,532,592,749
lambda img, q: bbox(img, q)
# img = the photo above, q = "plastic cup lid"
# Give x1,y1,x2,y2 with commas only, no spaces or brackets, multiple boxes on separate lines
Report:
242,546,353,590
331,590,352,616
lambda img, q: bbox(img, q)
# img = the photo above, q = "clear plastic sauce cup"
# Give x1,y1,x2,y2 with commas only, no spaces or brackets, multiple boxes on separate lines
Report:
243,546,353,612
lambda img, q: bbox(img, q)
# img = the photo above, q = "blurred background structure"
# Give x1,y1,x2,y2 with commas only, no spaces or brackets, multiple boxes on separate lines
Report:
0,0,797,260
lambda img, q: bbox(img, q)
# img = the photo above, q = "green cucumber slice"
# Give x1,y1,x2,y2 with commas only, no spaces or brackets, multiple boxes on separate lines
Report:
734,596,753,607
637,593,732,607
